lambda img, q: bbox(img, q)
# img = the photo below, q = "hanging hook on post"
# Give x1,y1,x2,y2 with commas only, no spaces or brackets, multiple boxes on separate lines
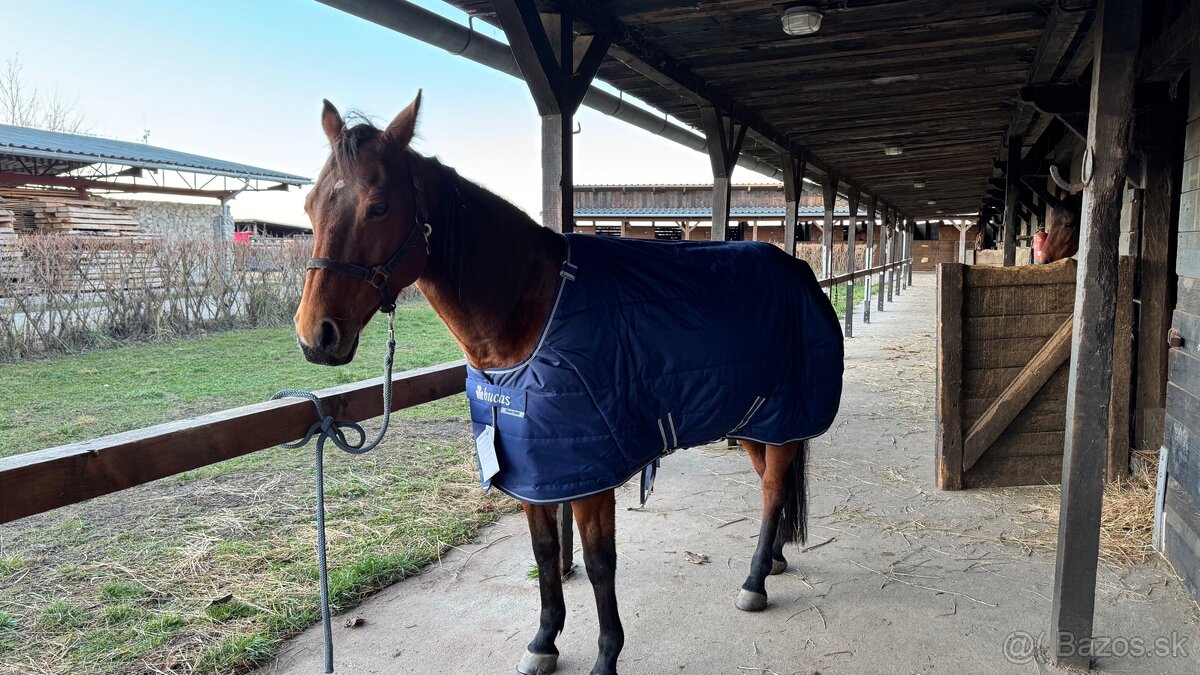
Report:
1049,164,1087,195
572,121,582,135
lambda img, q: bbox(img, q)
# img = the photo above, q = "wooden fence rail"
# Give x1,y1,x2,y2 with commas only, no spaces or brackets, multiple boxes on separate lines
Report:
821,258,908,289
0,361,466,524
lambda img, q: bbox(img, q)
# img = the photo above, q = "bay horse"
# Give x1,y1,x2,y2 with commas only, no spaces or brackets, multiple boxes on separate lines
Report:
294,94,842,675
1041,192,1082,263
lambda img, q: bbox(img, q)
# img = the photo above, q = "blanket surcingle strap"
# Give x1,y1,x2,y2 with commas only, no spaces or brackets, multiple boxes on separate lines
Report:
466,233,844,504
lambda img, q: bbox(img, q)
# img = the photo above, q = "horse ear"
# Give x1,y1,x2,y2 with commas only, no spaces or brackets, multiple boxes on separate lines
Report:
381,90,422,154
321,99,344,145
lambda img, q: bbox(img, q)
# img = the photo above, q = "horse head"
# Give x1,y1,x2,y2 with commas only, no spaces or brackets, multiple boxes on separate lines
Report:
295,93,429,365
1041,192,1082,263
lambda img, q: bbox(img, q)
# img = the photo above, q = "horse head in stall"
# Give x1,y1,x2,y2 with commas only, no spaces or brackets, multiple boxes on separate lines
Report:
295,95,844,675
1040,192,1083,263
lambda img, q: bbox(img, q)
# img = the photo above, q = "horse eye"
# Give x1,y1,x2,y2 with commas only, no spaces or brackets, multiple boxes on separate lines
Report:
367,202,389,218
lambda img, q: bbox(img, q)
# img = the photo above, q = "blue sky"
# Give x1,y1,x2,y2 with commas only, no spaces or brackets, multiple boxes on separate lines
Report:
2,0,768,225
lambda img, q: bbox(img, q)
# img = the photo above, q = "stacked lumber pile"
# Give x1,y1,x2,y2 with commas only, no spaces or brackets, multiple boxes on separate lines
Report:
0,197,24,280
0,188,146,237
0,190,163,290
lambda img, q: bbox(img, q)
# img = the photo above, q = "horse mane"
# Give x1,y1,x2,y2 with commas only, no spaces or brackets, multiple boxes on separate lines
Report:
326,114,543,299
423,154,541,301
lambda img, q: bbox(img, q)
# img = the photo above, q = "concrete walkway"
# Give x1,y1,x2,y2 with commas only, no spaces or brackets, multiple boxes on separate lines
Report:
264,274,1199,675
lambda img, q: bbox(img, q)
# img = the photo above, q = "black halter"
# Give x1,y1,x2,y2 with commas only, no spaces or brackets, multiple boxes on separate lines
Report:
306,155,432,314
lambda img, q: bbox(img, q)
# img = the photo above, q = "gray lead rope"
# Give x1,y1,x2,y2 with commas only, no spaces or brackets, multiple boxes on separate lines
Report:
271,310,398,674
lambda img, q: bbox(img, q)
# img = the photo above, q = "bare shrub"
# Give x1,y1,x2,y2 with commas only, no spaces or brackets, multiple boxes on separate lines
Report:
796,243,879,277
0,236,314,360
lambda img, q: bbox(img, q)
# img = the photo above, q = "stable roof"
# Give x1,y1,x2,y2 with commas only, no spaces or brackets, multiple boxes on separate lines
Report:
0,124,309,184
441,0,1090,219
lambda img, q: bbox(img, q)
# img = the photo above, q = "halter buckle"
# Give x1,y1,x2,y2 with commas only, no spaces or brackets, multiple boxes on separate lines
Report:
369,266,391,289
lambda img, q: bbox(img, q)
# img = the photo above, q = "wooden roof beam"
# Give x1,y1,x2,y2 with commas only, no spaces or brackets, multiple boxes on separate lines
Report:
561,0,870,200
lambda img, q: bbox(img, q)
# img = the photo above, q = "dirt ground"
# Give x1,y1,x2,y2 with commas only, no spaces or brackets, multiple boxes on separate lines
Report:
262,274,1200,675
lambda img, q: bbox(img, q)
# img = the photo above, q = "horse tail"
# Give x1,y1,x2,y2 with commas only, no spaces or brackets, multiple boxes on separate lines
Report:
780,440,809,545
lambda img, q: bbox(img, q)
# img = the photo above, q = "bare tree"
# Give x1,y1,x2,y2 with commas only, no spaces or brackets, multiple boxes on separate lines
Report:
0,54,87,133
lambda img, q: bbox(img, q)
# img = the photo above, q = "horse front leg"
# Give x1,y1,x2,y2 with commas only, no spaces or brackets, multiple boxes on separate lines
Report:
572,490,624,675
518,503,567,675
736,442,800,612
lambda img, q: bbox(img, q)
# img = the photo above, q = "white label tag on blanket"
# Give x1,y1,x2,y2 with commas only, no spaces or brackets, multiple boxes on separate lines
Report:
476,424,500,482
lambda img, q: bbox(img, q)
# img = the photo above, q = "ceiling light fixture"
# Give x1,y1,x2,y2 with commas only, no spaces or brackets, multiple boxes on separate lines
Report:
884,146,903,156
870,74,920,85
781,6,823,36
913,180,926,189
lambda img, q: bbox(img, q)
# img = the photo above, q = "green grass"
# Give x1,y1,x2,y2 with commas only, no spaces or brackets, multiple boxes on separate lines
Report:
829,281,871,318
0,298,517,674
195,634,278,675
0,300,464,459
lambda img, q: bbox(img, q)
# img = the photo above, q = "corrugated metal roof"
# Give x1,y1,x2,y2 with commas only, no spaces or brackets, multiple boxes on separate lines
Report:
574,206,865,218
0,124,310,185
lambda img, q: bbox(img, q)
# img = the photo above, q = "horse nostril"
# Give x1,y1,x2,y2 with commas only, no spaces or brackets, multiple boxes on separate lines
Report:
318,320,339,350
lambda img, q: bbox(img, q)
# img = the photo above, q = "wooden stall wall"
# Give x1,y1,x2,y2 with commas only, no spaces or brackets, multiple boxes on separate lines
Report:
1163,63,1200,600
937,258,1134,489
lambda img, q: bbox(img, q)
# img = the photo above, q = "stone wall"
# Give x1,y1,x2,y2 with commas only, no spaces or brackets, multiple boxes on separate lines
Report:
109,199,226,239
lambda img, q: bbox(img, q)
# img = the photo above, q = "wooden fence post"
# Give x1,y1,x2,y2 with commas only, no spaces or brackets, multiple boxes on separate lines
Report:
1050,0,1141,667
936,263,964,490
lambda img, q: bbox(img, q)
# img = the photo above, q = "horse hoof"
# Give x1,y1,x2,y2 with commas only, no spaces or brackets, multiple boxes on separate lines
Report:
735,589,768,612
770,558,788,575
517,650,559,675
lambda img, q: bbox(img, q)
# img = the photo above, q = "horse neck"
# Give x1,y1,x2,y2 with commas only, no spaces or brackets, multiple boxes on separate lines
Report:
412,155,565,370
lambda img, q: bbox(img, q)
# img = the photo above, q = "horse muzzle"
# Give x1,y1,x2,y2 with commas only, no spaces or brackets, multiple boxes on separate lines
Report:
297,318,361,366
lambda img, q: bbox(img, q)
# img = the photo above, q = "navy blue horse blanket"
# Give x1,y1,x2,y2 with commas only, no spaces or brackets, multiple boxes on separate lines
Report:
466,233,844,504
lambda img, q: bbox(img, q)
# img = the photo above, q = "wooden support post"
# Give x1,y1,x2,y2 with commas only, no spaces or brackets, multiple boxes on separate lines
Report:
880,208,892,309
821,174,838,291
494,1,610,234
957,223,970,263
864,195,878,324
898,220,907,292
888,213,899,300
781,151,806,258
1051,0,1142,667
1002,136,1022,266
1109,256,1135,481
907,219,915,286
495,0,611,576
1134,94,1185,452
701,106,747,242
845,188,859,337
